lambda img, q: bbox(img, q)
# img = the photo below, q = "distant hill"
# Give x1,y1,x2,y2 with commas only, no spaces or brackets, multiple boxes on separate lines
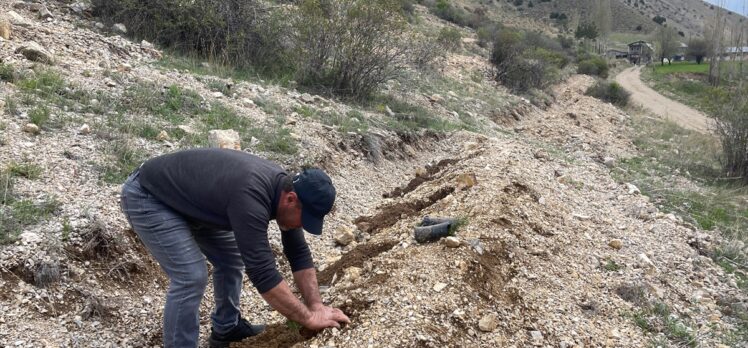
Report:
458,0,746,41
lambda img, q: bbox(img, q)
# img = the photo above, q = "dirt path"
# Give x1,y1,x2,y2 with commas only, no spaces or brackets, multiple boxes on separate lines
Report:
615,66,712,133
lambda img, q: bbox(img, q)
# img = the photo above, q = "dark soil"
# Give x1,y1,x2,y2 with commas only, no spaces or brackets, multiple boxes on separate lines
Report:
318,241,397,285
383,158,460,198
231,323,308,348
355,186,455,234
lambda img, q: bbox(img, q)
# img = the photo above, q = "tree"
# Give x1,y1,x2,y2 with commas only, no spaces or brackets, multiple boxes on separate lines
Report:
686,38,709,64
706,0,728,86
593,0,612,38
654,26,679,65
575,22,598,40
653,15,666,25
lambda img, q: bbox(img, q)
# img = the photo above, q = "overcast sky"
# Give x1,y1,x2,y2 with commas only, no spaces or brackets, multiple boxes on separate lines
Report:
704,0,747,15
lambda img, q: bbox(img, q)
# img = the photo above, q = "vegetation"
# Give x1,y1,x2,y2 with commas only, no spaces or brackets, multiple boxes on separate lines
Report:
585,81,630,107
0,168,60,244
686,38,708,64
653,26,679,66
707,87,748,185
293,0,409,99
490,29,570,93
577,56,609,78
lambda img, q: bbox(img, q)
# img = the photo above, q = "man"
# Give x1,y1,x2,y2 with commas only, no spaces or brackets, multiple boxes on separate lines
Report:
120,148,350,348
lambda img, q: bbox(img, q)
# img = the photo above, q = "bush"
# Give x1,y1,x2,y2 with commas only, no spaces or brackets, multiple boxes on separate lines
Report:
578,56,609,78
437,27,462,51
707,88,748,183
293,0,408,100
92,0,290,73
432,0,469,26
490,29,570,92
585,81,630,107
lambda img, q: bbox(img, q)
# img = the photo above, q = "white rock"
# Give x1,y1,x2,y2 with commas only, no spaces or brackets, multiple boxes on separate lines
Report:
212,91,224,98
626,183,641,195
444,236,461,248
478,313,499,332
344,267,361,282
38,6,53,20
385,105,395,117
638,253,656,273
112,23,127,34
433,282,447,292
529,330,543,344
156,130,169,141
23,123,40,134
603,157,616,168
208,129,241,150
140,40,154,48
15,42,54,64
7,11,31,27
79,124,91,135
334,226,355,246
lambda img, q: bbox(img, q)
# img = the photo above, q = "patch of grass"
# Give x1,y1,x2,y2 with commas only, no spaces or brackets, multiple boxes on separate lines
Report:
7,161,42,180
5,97,19,116
99,139,148,184
293,106,368,134
0,63,25,83
650,62,710,76
0,194,61,244
371,94,458,132
630,301,697,347
28,105,51,127
619,112,748,342
603,258,622,272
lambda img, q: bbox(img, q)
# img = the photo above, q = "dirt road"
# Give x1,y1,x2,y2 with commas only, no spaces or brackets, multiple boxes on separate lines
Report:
615,66,712,133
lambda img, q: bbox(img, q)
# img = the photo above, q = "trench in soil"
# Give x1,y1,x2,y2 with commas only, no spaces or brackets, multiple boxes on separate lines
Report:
354,186,455,235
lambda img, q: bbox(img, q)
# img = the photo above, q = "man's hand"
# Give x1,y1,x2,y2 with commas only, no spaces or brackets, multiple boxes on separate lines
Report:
302,305,350,330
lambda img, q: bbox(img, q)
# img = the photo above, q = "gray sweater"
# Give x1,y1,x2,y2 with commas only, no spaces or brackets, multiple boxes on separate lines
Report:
138,148,313,293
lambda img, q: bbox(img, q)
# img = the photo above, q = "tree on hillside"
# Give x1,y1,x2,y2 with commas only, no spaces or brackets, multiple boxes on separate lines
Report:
575,22,598,40
686,38,709,64
593,0,612,39
706,0,728,86
654,26,679,65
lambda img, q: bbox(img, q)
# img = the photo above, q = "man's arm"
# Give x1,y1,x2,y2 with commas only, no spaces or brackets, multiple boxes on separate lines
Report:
293,268,323,309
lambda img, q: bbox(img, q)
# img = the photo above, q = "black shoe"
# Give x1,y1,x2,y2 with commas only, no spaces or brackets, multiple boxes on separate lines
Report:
208,318,266,348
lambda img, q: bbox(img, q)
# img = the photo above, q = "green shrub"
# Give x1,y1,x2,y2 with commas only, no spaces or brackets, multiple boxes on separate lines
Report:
585,81,630,107
92,0,291,73
707,87,748,184
578,56,609,78
490,29,570,92
432,0,469,26
29,105,51,127
437,27,462,51
294,0,408,100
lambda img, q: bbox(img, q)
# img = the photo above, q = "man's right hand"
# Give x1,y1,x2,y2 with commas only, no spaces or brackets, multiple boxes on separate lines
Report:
302,305,350,330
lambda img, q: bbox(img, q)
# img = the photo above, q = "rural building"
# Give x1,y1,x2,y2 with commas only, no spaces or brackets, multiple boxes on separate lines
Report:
628,41,653,65
605,49,628,59
673,42,688,61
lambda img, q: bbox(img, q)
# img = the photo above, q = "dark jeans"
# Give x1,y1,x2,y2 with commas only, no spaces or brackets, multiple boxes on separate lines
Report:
120,170,245,348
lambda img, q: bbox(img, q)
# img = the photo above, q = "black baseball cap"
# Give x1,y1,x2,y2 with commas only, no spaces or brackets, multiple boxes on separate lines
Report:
293,168,336,235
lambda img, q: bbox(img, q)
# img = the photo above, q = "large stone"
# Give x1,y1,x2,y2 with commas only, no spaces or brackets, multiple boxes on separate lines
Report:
608,239,623,250
444,236,461,248
78,124,91,135
23,123,40,134
456,173,477,190
112,23,127,34
0,17,10,40
334,226,355,246
603,157,616,168
15,42,54,64
7,11,31,27
208,129,241,150
156,130,170,141
478,313,499,332
38,6,53,20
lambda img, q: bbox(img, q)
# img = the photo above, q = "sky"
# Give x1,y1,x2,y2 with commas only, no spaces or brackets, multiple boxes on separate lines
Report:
704,0,747,15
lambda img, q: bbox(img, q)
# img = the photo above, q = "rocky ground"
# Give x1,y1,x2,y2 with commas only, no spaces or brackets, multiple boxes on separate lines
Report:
0,1,746,348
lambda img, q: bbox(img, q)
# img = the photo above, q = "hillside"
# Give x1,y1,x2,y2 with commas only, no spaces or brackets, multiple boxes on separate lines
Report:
493,0,746,38
0,1,746,348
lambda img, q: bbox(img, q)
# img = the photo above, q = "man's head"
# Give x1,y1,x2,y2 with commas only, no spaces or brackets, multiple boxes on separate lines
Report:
276,168,335,234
